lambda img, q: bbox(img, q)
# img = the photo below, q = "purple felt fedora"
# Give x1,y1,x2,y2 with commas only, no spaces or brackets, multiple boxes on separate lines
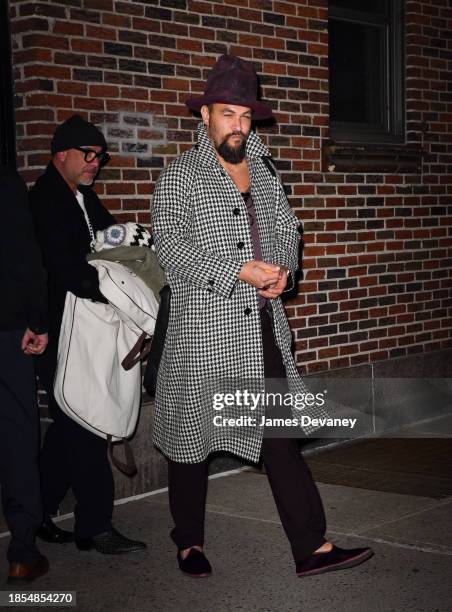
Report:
185,54,273,120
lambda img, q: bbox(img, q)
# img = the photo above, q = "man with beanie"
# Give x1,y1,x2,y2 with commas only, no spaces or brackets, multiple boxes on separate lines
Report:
152,55,373,577
0,166,49,584
30,115,146,554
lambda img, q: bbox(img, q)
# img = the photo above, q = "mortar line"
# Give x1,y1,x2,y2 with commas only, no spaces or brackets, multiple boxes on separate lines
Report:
199,507,452,557
352,496,452,534
205,494,452,540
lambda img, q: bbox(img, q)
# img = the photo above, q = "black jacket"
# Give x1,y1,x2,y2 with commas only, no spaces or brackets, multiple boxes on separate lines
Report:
29,162,115,361
0,166,48,334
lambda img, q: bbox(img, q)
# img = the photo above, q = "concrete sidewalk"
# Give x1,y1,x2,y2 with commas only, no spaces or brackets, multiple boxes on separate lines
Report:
1,448,451,612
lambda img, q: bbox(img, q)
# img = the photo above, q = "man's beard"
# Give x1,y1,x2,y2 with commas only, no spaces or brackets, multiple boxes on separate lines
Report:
216,133,247,164
77,172,97,186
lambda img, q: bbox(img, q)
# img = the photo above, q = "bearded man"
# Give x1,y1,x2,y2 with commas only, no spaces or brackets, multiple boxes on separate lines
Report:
151,55,373,578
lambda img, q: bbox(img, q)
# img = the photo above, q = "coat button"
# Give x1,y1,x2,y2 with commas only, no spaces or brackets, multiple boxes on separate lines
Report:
244,307,252,315
233,207,240,216
237,241,244,249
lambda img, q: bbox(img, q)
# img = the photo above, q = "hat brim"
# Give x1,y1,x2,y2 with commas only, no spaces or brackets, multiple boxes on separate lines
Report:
186,96,273,120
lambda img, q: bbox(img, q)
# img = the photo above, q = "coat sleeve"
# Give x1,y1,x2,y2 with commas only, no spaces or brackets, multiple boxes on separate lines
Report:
2,171,48,333
151,160,243,299
271,178,301,292
30,188,109,302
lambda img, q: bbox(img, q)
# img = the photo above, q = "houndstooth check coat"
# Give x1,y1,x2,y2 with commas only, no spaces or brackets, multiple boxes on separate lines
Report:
151,123,318,464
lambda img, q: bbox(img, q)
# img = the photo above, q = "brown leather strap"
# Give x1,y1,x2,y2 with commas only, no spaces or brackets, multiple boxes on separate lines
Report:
107,435,137,477
121,331,151,371
143,284,171,397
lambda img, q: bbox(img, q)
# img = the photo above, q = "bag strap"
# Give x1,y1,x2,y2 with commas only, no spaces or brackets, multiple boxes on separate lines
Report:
143,284,171,398
107,435,137,477
121,331,151,371
261,155,277,178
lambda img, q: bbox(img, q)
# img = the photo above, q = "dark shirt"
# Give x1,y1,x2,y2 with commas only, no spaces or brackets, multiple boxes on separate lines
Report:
0,166,48,334
242,191,267,310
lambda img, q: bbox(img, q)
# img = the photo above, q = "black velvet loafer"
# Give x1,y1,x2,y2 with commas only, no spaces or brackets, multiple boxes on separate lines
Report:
296,545,373,577
177,548,212,577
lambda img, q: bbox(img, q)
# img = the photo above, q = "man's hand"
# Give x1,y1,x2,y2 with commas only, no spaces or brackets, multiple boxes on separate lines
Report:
238,261,281,289
21,328,48,355
258,265,289,299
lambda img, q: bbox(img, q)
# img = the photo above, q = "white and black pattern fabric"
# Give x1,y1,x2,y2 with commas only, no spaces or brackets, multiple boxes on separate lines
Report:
93,222,153,252
151,123,329,464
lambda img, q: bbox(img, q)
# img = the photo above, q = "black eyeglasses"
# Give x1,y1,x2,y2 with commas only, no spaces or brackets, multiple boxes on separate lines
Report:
74,147,110,165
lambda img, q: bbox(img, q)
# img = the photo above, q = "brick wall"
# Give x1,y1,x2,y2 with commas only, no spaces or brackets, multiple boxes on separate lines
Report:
9,0,452,373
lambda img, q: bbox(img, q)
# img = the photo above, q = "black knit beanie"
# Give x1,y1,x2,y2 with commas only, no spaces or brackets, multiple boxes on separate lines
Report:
51,115,107,154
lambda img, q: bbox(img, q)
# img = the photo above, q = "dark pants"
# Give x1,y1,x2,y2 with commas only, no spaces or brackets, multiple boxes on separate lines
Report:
167,307,327,563
36,346,114,538
0,330,42,564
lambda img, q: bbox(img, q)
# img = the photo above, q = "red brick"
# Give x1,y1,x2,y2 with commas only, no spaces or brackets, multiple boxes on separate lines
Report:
137,184,153,195
27,152,52,167
86,25,117,40
150,90,178,102
105,182,136,195
163,50,191,64
58,82,88,95
177,38,203,52
22,33,69,50
71,38,104,53
286,16,308,29
102,13,131,28
89,84,119,98
84,0,114,10
163,78,190,91
240,33,263,47
165,104,192,117
15,107,55,122
187,1,213,13
238,8,262,21
133,17,161,33
26,122,57,136
120,87,149,100
74,97,105,111
105,99,135,112
14,48,52,64
53,21,85,36
24,65,71,80
26,93,73,108
56,111,87,125
163,23,190,37
228,45,253,58
262,36,286,50
17,143,48,162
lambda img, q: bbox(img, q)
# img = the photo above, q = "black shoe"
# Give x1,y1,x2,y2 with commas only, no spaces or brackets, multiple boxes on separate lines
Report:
37,518,74,544
296,545,373,577
7,556,49,585
177,548,212,578
75,527,147,554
